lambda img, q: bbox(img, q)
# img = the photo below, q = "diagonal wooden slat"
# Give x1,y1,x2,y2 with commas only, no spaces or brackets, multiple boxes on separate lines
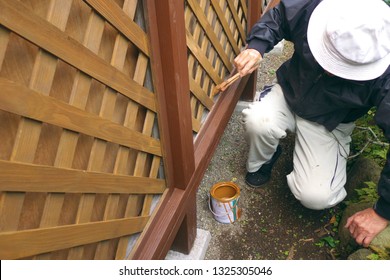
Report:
0,0,156,112
0,77,162,156
210,0,241,55
0,28,10,70
186,0,232,71
0,160,165,194
192,116,201,133
227,0,246,42
185,0,217,133
0,216,149,259
83,0,149,56
186,30,223,85
239,0,248,20
189,77,214,110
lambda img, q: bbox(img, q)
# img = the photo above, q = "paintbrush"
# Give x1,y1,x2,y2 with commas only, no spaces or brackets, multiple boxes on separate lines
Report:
213,72,241,95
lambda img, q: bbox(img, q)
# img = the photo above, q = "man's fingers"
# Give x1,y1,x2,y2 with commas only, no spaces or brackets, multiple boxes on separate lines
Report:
355,231,373,247
234,51,251,68
234,49,262,77
362,236,373,247
240,58,261,76
355,234,365,246
345,216,353,228
241,60,258,76
345,208,388,247
348,224,356,236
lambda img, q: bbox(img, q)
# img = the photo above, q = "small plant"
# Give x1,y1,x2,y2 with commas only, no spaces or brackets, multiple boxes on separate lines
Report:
268,69,276,75
368,245,390,260
344,181,380,206
315,236,339,248
354,181,380,203
351,108,388,166
367,253,380,260
322,236,339,248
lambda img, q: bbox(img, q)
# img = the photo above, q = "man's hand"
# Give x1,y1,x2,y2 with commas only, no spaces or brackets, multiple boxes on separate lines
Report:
345,208,388,247
234,49,262,77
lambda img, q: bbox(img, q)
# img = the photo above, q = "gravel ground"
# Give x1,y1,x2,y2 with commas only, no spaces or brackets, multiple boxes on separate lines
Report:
196,42,342,260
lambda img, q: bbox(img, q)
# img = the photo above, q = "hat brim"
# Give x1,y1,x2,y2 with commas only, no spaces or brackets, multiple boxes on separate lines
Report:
307,0,390,81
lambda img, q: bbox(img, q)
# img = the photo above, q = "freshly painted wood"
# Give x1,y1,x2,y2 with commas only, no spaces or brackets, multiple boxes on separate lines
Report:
0,77,162,156
0,216,149,259
210,0,241,55
0,160,165,194
84,0,150,56
0,0,156,112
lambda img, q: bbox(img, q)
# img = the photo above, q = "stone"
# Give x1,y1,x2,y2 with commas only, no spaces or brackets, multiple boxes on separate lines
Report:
347,248,373,260
371,226,390,252
344,157,381,201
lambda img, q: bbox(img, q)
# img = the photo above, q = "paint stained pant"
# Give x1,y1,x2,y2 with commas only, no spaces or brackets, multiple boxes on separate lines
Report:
241,84,355,210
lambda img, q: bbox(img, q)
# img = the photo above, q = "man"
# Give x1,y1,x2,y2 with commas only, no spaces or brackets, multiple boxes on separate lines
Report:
234,0,390,247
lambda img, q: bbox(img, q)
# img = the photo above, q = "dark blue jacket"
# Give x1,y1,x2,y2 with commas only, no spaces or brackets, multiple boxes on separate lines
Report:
247,0,390,220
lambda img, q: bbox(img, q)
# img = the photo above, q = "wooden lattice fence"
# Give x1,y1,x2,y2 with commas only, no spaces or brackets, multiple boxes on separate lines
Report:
185,0,247,134
0,0,263,259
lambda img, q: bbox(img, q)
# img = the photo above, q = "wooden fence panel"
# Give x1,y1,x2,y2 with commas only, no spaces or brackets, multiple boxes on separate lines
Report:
0,0,165,260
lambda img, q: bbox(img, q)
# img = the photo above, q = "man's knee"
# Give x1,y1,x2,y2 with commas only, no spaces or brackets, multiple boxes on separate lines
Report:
298,187,333,210
287,174,346,210
242,106,286,139
296,185,347,210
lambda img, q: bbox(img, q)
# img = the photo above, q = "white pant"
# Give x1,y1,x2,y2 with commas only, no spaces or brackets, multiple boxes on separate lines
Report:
242,84,355,210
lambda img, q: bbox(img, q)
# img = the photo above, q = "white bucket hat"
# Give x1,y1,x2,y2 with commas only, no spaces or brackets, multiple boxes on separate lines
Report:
308,0,390,81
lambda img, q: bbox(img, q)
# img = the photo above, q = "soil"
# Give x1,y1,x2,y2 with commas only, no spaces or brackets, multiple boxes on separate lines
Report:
196,41,343,260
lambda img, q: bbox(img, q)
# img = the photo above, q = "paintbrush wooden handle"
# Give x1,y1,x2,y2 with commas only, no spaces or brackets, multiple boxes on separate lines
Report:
214,73,240,94
223,73,240,88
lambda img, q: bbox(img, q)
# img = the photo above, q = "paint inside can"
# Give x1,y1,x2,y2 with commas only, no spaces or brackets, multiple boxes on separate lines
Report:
209,181,241,223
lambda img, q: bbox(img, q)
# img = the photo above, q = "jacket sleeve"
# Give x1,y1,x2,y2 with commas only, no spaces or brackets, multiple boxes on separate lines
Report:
246,0,314,56
373,75,390,221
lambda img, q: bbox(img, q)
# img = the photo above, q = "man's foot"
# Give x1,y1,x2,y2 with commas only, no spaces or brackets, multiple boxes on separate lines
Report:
245,145,282,188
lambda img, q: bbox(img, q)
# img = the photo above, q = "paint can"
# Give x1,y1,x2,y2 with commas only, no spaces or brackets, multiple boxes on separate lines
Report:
209,181,241,223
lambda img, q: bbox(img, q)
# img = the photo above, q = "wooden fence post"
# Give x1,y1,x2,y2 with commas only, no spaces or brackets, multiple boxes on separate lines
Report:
131,0,196,259
146,0,195,190
240,0,263,101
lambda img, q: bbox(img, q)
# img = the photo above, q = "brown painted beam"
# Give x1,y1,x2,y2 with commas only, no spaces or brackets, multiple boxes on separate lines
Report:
170,191,197,255
240,0,262,101
132,0,196,259
248,0,263,31
146,0,195,190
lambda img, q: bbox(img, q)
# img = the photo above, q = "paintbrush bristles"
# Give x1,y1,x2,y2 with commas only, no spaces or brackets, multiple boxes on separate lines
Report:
213,73,241,94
